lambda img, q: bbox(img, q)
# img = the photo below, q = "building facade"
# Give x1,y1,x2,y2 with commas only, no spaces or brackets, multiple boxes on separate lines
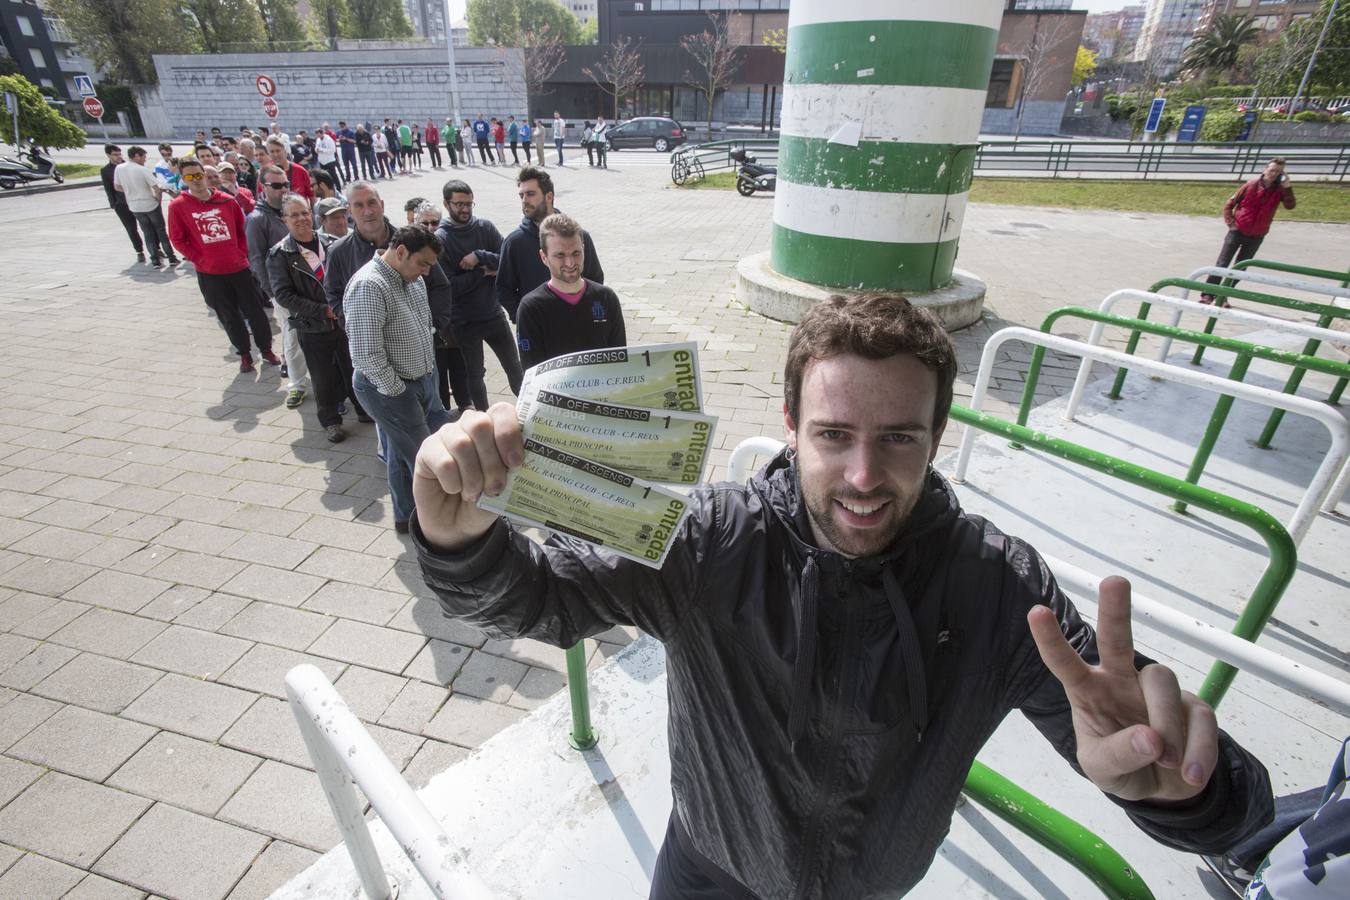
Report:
1196,0,1322,34
1132,0,1205,75
985,6,1087,134
1084,4,1146,60
0,0,95,102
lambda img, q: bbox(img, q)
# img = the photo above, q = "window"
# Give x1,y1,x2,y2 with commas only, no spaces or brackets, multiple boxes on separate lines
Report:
986,59,1018,108
1234,0,1252,6
39,78,54,89
29,48,47,69
16,16,34,36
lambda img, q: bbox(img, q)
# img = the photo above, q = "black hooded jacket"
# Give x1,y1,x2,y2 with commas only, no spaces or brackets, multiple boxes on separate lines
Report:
414,453,1273,899
434,215,503,325
495,212,603,322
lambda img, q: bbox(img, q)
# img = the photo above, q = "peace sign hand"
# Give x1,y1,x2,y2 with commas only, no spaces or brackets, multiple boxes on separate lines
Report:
1028,576,1219,804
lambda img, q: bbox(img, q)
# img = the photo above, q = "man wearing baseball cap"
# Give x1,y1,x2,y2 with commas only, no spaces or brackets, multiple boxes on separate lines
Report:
315,197,349,239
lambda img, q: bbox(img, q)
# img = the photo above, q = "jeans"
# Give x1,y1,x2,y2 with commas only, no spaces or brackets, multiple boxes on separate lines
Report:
595,143,607,168
509,140,520,164
446,142,458,166
435,345,472,411
477,139,492,164
197,268,273,356
428,144,442,167
341,148,358,181
495,142,505,164
359,150,376,180
134,207,172,260
298,328,362,427
352,369,451,524
555,137,564,165
112,203,143,253
455,313,524,410
321,160,342,189
1204,228,1265,296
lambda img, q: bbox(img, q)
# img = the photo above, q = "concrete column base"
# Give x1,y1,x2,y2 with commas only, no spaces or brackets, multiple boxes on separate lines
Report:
735,251,987,332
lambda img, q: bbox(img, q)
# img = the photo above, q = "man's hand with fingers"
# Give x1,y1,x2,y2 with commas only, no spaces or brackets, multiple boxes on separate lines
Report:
412,403,524,551
1028,576,1219,804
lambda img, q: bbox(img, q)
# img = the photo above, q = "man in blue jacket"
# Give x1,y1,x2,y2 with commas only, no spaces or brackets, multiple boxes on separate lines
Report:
472,114,492,166
435,179,523,410
495,166,603,323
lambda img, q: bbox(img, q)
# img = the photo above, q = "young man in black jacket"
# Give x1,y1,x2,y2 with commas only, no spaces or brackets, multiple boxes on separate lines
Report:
435,180,524,411
101,144,145,263
495,166,603,323
514,212,624,370
411,294,1273,900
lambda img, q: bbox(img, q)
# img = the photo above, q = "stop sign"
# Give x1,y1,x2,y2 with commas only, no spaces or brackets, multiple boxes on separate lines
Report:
83,96,104,119
262,97,279,119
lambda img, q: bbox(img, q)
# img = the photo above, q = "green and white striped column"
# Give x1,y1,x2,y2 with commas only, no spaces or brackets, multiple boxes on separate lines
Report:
771,0,1002,292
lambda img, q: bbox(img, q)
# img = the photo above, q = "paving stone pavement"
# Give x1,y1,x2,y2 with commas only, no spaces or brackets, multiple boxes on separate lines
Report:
0,154,1346,899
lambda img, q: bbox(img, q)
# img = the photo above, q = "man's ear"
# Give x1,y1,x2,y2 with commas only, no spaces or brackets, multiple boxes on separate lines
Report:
784,402,798,452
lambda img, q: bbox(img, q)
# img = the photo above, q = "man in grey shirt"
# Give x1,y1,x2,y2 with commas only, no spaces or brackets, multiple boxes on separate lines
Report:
344,225,453,534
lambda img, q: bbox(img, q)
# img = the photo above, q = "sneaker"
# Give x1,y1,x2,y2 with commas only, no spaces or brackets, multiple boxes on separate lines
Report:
356,411,374,424
337,401,348,416
239,352,255,373
1199,293,1216,305
285,389,306,409
151,255,164,268
167,255,181,266
325,424,346,443
136,252,146,264
394,519,410,535
260,350,282,366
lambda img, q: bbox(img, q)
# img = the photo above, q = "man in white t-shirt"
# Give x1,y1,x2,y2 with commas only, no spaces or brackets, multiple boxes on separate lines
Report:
551,112,566,166
315,127,341,189
115,146,179,267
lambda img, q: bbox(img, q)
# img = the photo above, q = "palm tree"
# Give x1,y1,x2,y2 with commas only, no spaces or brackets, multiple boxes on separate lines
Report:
1182,15,1260,76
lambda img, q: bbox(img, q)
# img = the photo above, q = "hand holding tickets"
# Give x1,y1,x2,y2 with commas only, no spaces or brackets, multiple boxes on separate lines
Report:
414,344,718,568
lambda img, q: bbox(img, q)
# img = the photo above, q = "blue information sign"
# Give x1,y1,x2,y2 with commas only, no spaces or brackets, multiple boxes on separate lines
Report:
73,75,96,98
1237,110,1259,142
1143,97,1167,133
1177,104,1207,142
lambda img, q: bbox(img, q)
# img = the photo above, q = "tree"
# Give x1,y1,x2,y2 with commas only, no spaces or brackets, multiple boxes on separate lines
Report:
1072,45,1097,86
254,0,308,51
347,0,413,39
582,35,644,119
47,0,193,85
469,0,580,47
1181,14,1259,77
182,0,264,53
1253,19,1322,95
509,24,567,120
309,0,352,49
1008,13,1074,140
1302,0,1350,93
681,13,739,143
579,16,597,45
761,27,785,54
0,75,85,149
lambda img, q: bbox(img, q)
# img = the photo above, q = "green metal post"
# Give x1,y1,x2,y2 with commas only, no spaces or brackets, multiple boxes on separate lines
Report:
1188,315,1219,366
1255,315,1332,448
565,643,597,750
1108,301,1152,400
948,404,1297,709
963,762,1154,900
1231,258,1350,283
1173,355,1252,515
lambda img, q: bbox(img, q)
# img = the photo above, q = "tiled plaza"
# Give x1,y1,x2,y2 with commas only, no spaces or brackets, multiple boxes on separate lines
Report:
0,155,1345,899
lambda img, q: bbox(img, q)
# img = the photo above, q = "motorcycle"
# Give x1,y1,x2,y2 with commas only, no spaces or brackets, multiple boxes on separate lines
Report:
0,140,65,190
730,147,775,197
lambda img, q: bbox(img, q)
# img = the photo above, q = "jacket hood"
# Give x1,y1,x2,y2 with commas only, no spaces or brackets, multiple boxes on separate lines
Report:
440,215,485,236
751,448,960,746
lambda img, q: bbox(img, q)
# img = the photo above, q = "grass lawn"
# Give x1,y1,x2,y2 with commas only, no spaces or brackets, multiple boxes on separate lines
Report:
57,163,102,179
676,172,1350,223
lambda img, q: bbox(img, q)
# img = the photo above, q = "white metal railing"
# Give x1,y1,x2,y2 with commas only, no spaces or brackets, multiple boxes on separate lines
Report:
727,438,1350,716
954,328,1349,544
285,664,494,900
1065,287,1350,422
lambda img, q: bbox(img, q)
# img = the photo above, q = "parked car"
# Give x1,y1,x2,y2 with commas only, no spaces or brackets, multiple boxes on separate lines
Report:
603,117,686,152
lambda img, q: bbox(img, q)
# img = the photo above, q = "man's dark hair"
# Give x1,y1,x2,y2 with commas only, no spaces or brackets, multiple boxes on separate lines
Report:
127,145,147,158
158,142,173,153
193,142,211,154
404,196,427,214
539,212,581,253
177,157,203,174
312,170,335,191
517,165,553,196
104,144,120,155
339,120,347,127
388,224,442,256
784,295,957,434
441,179,472,202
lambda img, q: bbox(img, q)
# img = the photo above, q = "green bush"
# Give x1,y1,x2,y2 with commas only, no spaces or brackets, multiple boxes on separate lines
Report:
1199,108,1246,141
1294,110,1333,122
1106,94,1140,121
1205,84,1258,98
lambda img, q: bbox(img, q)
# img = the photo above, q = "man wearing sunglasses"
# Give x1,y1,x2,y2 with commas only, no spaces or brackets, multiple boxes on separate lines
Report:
267,135,313,204
248,165,310,409
167,158,280,374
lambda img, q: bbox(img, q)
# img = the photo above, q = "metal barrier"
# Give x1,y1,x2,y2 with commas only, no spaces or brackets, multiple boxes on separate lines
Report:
973,139,1350,181
670,138,778,185
1018,307,1350,538
1065,289,1350,422
285,663,494,900
1232,258,1350,285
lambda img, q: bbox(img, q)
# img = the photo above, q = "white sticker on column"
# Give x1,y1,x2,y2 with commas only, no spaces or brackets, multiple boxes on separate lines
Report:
828,121,862,147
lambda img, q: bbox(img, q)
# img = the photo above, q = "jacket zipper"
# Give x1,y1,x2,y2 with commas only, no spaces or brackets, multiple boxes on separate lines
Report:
792,561,857,900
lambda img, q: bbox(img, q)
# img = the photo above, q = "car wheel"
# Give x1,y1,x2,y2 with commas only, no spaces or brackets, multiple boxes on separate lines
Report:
654,138,669,152
52,171,64,184
736,177,756,197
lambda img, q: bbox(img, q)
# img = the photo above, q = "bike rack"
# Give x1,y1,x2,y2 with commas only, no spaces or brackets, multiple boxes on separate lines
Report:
960,327,1347,545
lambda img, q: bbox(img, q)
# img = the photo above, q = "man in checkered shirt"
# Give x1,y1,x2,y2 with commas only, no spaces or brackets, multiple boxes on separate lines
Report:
345,225,455,534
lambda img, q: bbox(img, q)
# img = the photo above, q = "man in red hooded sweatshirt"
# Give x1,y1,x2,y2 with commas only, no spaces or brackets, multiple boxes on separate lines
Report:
168,156,282,373
1201,157,1296,304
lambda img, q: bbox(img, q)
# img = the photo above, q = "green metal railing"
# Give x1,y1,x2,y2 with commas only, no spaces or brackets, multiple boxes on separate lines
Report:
964,762,1153,900
948,404,1297,708
1231,258,1350,285
1019,306,1350,514
670,138,778,185
1108,278,1350,413
973,139,1350,181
